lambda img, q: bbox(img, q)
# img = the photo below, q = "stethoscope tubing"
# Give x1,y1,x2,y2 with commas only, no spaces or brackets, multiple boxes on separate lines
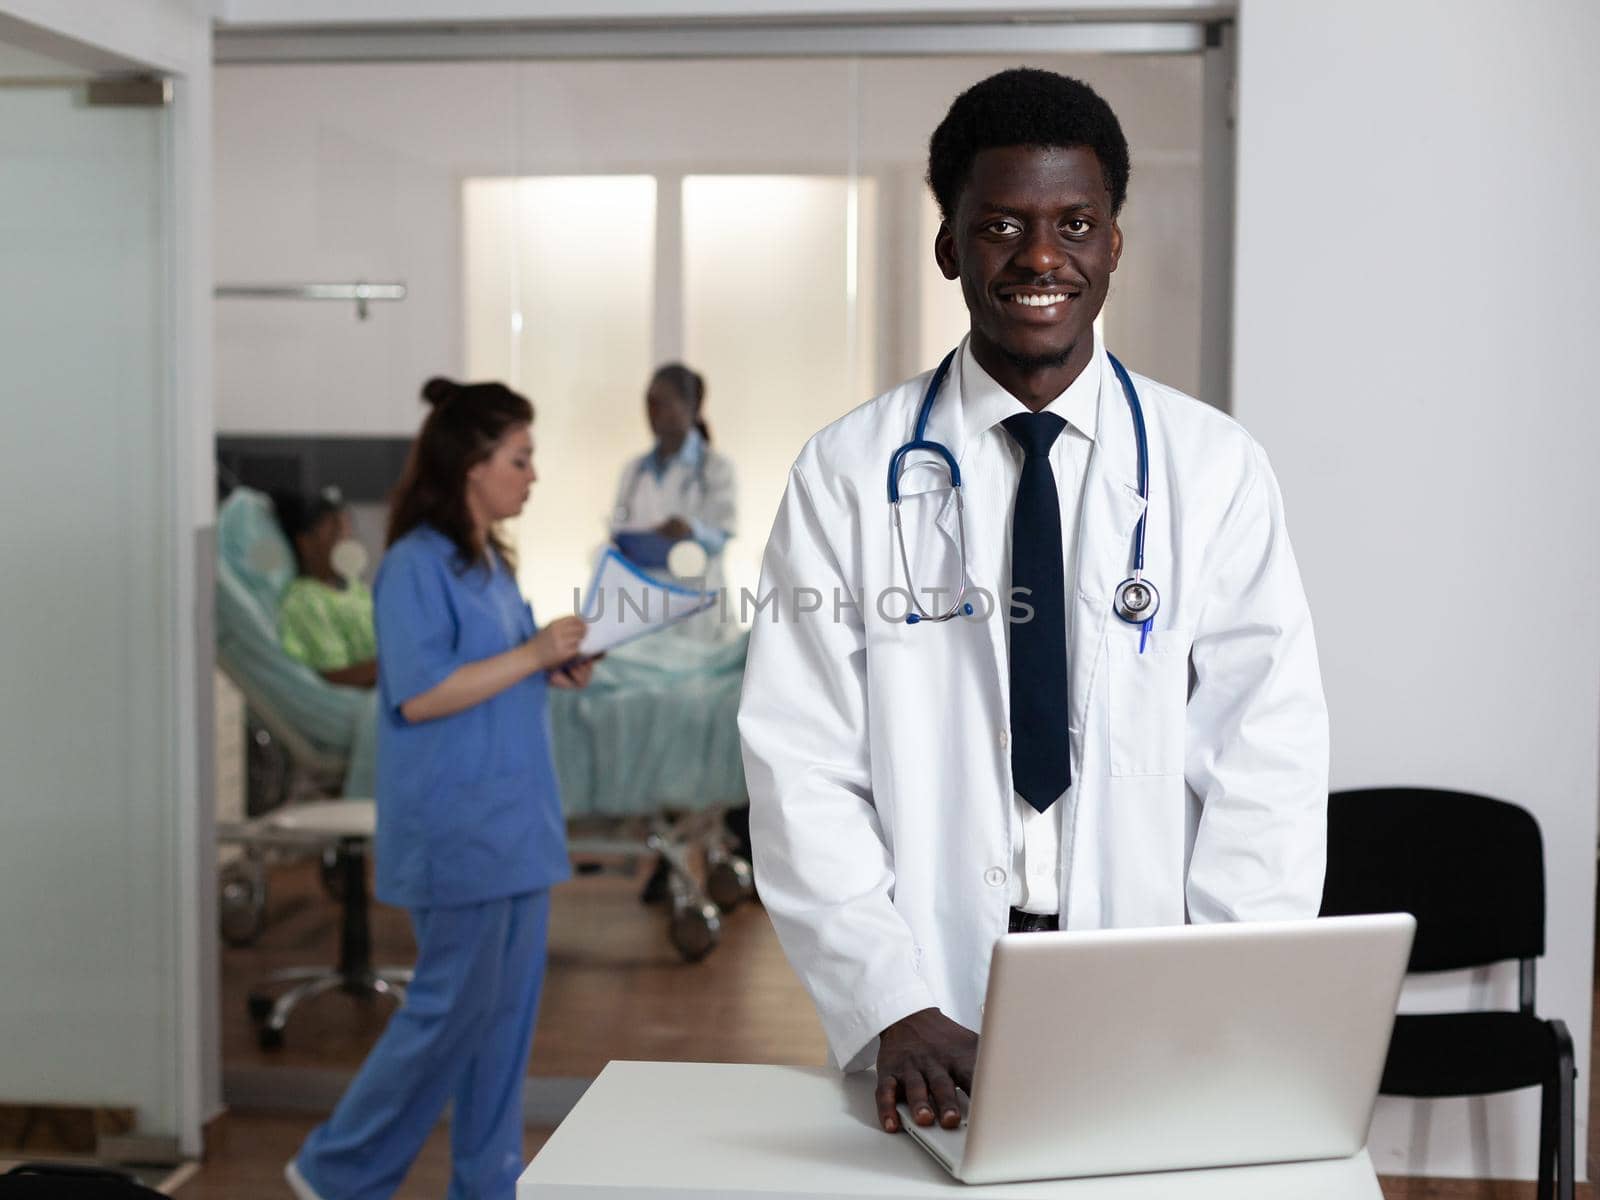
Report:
887,350,960,503
1106,351,1150,579
890,345,1159,639
618,450,708,526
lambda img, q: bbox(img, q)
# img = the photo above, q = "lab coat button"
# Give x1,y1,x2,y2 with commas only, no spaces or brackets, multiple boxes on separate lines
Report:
984,866,1007,887
998,728,1010,750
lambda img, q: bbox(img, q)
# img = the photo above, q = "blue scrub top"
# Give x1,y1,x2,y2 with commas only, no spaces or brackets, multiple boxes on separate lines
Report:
371,524,570,908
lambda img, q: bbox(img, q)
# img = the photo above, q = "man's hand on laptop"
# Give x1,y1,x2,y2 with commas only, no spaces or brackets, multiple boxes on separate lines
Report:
874,1007,978,1133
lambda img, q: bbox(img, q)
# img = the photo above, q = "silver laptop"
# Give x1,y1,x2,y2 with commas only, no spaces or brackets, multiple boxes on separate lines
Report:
898,913,1415,1185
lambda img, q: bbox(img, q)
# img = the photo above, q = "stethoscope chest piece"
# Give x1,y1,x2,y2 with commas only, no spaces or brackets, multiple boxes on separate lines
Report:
1113,576,1160,625
894,347,1163,647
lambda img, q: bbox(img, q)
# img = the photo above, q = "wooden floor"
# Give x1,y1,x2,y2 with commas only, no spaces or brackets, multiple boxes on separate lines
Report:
218,857,827,1076
1379,1184,1589,1199
170,1113,550,1199
175,857,1596,1199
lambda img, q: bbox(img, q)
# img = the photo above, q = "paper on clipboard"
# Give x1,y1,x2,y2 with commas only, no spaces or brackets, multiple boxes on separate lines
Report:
577,547,718,656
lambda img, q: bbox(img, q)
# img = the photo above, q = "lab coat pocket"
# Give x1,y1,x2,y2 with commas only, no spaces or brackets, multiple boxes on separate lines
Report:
1107,631,1191,778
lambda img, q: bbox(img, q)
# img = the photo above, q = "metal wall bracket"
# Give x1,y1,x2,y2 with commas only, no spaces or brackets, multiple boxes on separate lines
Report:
214,282,407,320
86,76,172,107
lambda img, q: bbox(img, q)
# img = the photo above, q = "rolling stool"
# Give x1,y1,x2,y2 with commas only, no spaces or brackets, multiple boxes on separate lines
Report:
245,799,414,1049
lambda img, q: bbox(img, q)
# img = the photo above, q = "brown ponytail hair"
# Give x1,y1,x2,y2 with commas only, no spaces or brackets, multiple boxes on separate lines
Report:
651,363,710,445
387,376,534,570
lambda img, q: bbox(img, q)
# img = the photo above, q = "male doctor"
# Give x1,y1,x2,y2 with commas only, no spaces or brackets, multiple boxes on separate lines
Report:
738,69,1328,1136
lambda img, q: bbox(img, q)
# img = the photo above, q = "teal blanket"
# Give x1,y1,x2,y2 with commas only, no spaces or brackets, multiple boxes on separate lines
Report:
551,633,749,817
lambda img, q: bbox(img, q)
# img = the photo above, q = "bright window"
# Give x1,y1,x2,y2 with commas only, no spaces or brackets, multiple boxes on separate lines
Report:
462,175,657,618
464,172,876,620
682,174,877,605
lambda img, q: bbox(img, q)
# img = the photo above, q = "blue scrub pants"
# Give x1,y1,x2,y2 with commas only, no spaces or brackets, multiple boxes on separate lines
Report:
295,888,550,1200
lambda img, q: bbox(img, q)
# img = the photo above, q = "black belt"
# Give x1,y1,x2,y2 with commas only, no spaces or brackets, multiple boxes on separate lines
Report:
1008,907,1060,934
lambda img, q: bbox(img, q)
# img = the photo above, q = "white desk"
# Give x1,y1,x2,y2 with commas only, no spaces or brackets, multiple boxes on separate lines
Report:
520,1062,1383,1199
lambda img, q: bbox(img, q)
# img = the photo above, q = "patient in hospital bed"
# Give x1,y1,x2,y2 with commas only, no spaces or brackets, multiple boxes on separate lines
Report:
271,486,378,689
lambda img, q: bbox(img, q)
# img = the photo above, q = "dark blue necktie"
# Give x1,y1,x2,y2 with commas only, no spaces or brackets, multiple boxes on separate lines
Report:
1002,412,1071,813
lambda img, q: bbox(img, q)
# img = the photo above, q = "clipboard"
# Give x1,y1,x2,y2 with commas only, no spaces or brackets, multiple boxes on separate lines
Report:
577,547,718,656
611,530,675,569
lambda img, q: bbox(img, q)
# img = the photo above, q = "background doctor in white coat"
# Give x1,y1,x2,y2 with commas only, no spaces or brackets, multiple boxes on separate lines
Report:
610,362,737,641
738,68,1328,1137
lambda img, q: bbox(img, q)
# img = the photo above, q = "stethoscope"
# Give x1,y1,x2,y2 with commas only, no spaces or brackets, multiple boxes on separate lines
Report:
614,448,708,527
888,347,1161,650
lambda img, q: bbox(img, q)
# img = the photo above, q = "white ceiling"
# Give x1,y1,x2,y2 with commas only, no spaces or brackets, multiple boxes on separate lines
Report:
213,0,1234,29
0,13,153,79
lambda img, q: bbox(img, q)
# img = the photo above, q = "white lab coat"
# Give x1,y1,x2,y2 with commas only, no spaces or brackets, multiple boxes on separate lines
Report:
610,430,737,640
738,341,1328,1072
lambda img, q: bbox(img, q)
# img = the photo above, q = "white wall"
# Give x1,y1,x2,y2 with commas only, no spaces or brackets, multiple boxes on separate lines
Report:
1233,0,1599,1180
0,0,214,1156
213,53,1203,437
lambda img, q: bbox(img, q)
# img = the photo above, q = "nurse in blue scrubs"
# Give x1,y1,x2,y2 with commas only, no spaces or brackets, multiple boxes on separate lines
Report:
288,376,593,1200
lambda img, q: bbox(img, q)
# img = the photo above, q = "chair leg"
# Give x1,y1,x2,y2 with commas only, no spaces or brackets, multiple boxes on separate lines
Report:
1536,1077,1555,1200
369,974,407,1006
1550,1019,1575,1200
267,974,345,1035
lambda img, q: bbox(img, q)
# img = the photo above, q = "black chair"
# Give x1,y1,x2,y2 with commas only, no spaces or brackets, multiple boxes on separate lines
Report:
0,1163,166,1199
1319,787,1576,1200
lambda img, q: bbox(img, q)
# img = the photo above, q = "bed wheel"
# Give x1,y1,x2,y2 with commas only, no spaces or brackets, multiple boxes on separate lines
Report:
706,855,755,912
669,900,722,963
219,859,268,947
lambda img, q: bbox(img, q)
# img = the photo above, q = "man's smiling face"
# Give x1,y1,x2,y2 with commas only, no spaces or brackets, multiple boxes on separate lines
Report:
935,144,1122,398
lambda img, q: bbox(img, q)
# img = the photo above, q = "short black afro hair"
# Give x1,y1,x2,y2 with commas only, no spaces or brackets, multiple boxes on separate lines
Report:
927,68,1130,221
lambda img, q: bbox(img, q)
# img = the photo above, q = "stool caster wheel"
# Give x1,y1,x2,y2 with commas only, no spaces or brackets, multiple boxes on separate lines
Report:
219,860,267,947
259,1024,285,1051
247,993,272,1023
706,856,754,912
669,900,721,963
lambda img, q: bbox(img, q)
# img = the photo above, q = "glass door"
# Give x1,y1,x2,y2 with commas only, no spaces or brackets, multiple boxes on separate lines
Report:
0,68,178,1136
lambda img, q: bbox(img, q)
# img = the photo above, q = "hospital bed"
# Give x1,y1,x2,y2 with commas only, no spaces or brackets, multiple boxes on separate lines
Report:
554,631,754,961
214,486,750,969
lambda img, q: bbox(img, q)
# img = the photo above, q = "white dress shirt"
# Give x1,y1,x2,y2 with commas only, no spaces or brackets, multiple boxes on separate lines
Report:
955,338,1101,914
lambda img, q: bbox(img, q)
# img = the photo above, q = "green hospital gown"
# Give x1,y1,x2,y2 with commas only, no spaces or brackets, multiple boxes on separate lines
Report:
279,576,377,673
